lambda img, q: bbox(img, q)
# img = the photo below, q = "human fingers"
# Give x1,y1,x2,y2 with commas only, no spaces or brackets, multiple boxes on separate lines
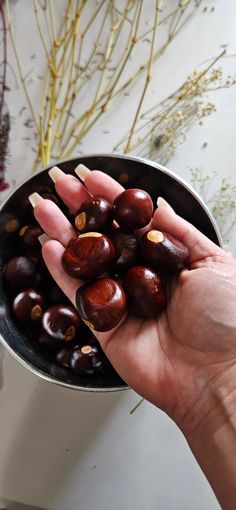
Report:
48,166,91,213
74,164,124,202
29,193,76,246
47,165,124,216
153,198,224,265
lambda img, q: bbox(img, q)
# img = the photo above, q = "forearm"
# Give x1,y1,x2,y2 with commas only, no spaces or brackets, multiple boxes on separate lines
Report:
184,366,236,509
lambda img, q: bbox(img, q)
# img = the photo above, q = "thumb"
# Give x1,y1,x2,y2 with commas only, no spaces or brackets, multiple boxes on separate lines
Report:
152,197,223,265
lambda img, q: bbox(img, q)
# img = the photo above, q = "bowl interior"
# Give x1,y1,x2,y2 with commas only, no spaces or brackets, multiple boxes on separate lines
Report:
0,155,220,391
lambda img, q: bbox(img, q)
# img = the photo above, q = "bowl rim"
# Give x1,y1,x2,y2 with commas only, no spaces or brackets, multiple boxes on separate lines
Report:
0,153,223,392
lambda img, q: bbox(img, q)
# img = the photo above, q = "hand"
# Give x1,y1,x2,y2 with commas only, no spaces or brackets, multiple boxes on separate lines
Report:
31,167,236,437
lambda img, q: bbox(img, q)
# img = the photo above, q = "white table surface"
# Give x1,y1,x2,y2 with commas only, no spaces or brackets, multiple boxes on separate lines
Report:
1,1,236,508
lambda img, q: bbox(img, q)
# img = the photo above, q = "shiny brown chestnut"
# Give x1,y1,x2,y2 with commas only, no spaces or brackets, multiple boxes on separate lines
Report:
19,224,43,256
3,256,37,290
123,266,166,318
40,304,81,347
12,288,45,324
141,230,189,270
74,196,113,234
70,344,104,376
109,228,139,271
113,188,153,230
62,232,115,280
0,212,20,235
56,346,74,368
76,277,126,332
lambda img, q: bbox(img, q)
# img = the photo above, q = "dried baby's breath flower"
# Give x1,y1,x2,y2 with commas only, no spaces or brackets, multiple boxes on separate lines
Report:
190,167,236,245
115,50,236,165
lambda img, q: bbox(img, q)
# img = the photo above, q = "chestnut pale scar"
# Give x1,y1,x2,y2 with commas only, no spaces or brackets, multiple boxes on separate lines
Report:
81,345,93,354
31,304,43,321
75,212,86,230
78,232,102,238
82,319,94,330
147,230,164,243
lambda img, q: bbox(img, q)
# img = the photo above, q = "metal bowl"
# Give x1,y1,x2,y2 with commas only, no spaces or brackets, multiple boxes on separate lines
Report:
0,154,221,392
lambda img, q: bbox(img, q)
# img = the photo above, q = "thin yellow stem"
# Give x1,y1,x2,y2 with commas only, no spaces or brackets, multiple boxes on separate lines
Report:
124,0,159,153
60,0,142,157
39,115,46,165
54,0,107,147
73,2,116,140
61,108,102,159
33,0,58,77
127,49,226,152
38,0,82,160
28,0,203,170
49,0,57,45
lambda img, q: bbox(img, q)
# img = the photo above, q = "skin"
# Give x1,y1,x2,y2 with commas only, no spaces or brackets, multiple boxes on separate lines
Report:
33,170,236,509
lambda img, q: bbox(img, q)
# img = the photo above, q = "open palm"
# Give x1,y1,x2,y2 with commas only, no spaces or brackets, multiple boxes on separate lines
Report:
33,167,236,434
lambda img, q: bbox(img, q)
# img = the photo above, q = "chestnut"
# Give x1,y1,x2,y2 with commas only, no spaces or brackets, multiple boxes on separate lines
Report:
3,256,37,290
76,277,126,332
0,212,20,235
109,228,139,271
19,224,43,256
113,188,153,230
74,196,113,234
56,346,74,368
40,304,81,346
123,266,166,318
0,213,21,259
12,288,45,324
70,344,104,376
62,232,115,280
141,230,189,270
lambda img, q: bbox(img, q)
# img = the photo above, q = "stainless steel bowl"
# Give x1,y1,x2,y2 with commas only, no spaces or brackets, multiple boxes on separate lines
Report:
0,154,221,392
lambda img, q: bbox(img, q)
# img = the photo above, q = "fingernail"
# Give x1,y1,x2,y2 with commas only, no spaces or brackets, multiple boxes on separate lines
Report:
82,319,94,330
38,233,50,246
157,196,175,212
28,192,44,208
74,163,91,182
48,166,65,183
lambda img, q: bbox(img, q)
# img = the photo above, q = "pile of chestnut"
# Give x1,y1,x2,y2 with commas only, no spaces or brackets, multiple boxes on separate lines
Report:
1,183,189,380
62,188,189,332
1,188,115,379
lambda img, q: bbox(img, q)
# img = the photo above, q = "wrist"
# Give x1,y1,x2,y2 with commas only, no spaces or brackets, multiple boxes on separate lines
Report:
181,363,236,510
181,362,236,440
